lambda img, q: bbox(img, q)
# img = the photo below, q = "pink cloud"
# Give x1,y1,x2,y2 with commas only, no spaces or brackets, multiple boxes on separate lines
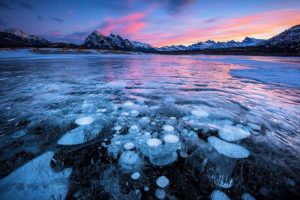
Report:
98,12,147,36
141,9,300,47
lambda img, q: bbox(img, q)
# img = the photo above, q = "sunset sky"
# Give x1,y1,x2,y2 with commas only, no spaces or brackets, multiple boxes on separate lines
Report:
1,0,300,47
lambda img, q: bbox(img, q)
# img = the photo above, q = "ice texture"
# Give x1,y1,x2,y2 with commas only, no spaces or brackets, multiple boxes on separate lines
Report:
58,127,85,145
208,136,250,158
0,151,72,200
119,151,143,171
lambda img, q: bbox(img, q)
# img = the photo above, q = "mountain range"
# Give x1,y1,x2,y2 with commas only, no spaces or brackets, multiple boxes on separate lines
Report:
0,24,299,55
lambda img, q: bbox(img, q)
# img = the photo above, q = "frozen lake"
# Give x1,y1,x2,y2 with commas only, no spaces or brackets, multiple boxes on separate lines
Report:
0,49,299,199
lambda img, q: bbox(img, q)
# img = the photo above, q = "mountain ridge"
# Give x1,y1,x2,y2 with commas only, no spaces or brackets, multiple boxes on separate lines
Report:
0,24,299,55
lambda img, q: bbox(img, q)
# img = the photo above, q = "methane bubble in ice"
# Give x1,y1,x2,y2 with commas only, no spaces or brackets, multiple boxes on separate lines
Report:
75,116,94,125
155,188,166,199
156,176,170,188
131,172,141,180
218,125,250,141
129,125,139,134
57,127,84,145
163,125,175,132
147,138,162,147
124,142,135,150
163,134,179,144
119,151,143,171
191,109,209,118
242,193,256,200
0,151,72,200
208,136,250,159
211,190,231,200
114,125,122,131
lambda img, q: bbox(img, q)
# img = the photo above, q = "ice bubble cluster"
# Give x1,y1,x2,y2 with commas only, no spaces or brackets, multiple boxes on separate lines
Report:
218,125,250,142
156,176,169,188
75,116,94,125
211,190,231,200
208,136,250,159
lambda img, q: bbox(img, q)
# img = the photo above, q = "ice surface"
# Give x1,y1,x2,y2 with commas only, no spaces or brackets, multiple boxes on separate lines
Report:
208,136,250,158
156,176,170,188
211,190,231,200
75,116,94,125
218,125,251,141
0,151,72,200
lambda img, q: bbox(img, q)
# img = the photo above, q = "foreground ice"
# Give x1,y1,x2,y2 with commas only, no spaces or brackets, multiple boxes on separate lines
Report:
0,151,72,200
208,136,250,158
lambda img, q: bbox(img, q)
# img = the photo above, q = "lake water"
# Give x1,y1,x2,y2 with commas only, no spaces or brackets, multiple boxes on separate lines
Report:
0,49,299,199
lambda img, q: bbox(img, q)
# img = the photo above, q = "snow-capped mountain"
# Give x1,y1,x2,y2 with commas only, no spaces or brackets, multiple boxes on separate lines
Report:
263,24,300,48
158,37,265,51
0,29,51,47
82,30,155,52
158,45,187,51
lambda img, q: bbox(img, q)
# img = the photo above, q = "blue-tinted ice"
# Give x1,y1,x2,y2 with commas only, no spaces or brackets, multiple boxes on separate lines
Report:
0,49,299,199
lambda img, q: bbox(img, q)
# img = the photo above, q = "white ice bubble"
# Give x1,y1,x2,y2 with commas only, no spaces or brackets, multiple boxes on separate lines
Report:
122,112,130,116
131,172,141,180
75,116,94,125
139,117,150,124
0,151,72,200
144,186,149,191
163,125,175,132
124,142,135,150
155,188,166,199
156,176,169,188
211,175,233,189
163,134,179,144
123,101,135,107
191,109,209,118
147,138,162,147
58,127,85,145
242,193,256,200
211,190,231,200
208,136,250,159
218,125,250,142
